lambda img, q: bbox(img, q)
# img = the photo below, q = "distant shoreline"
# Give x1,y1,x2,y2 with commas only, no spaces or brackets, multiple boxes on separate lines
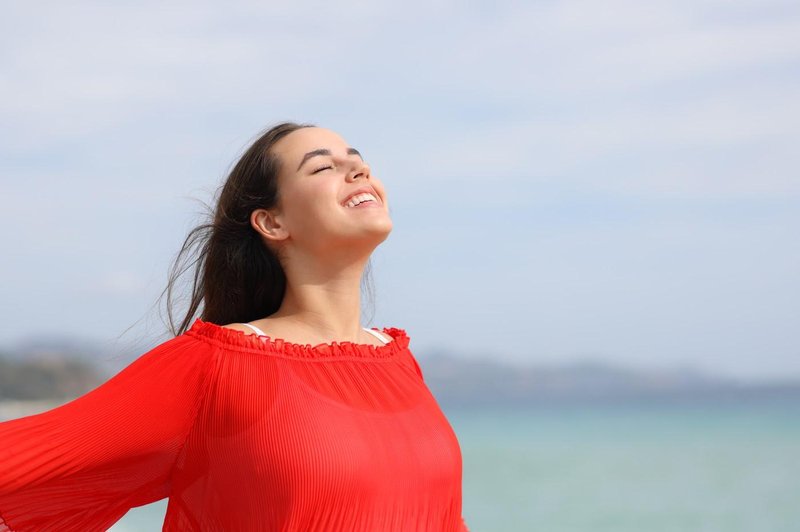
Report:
0,399,65,421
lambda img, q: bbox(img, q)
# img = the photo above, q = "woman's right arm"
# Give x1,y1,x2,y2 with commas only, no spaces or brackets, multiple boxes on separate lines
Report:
0,333,218,532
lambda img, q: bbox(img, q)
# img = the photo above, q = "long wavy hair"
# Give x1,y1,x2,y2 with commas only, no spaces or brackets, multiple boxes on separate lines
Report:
156,121,376,336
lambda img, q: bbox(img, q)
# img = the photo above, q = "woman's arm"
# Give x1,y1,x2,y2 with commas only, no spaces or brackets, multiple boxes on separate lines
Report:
0,334,217,532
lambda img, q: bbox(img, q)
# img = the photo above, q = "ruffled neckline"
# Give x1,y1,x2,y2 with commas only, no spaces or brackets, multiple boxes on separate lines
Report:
185,318,409,360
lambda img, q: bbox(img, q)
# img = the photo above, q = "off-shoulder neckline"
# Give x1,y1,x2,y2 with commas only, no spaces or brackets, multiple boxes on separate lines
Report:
184,318,410,360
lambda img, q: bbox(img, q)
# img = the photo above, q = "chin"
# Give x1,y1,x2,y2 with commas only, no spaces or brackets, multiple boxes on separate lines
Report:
358,220,393,246
374,218,393,238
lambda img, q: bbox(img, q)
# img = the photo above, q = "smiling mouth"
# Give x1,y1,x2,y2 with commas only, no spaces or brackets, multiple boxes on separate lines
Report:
342,192,380,208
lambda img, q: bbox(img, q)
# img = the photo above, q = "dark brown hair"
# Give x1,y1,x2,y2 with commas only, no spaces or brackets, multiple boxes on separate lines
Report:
156,121,375,336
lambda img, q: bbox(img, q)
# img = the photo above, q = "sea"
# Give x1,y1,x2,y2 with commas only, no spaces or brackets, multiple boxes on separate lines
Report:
6,396,799,531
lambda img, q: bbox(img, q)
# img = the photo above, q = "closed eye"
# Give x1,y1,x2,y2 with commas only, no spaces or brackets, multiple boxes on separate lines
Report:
312,165,333,174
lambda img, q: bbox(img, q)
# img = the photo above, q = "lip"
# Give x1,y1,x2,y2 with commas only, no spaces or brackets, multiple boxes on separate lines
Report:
341,186,381,207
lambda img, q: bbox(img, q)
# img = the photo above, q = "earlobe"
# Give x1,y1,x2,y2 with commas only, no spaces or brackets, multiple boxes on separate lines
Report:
250,208,288,242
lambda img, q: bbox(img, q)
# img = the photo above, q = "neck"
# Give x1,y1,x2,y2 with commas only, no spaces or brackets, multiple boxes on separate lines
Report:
269,245,370,341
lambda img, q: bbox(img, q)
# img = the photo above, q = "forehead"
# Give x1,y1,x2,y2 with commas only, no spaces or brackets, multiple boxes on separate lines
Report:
272,127,349,166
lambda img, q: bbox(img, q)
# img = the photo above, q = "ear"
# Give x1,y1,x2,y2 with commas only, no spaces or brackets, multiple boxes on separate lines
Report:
251,208,289,243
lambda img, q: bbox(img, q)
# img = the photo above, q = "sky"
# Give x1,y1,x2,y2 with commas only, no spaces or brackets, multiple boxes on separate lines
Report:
1,0,798,383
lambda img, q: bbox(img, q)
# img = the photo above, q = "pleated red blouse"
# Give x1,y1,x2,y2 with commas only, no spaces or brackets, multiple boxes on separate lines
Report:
0,319,469,531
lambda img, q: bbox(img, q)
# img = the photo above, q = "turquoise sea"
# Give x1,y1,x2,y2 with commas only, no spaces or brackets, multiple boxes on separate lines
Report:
103,396,798,531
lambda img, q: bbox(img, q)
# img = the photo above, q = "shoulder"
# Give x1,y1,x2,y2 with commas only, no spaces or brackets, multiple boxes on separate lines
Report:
94,332,220,400
145,331,220,362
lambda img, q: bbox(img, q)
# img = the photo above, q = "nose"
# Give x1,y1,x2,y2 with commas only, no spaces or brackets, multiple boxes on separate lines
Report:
346,161,370,182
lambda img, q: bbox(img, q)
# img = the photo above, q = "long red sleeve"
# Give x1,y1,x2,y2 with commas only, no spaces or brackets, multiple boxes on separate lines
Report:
1,319,468,531
0,334,216,532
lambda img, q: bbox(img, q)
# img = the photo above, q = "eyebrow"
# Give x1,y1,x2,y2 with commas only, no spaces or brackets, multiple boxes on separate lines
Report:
296,147,362,171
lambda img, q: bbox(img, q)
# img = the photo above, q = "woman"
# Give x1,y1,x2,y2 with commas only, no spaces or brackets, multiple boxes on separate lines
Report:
0,122,469,531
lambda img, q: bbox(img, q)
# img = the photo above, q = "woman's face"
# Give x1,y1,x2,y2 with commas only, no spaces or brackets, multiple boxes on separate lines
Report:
258,127,392,255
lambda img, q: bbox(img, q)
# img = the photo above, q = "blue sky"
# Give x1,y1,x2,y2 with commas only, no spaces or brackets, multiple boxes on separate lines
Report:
1,0,798,382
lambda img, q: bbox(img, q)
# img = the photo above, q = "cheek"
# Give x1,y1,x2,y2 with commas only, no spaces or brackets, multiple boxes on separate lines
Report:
285,182,340,226
372,181,389,205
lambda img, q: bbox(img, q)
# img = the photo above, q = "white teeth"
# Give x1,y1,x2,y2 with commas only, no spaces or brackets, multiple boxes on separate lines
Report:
344,193,377,208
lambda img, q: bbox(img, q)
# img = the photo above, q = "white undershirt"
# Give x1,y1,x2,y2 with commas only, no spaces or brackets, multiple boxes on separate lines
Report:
238,322,391,344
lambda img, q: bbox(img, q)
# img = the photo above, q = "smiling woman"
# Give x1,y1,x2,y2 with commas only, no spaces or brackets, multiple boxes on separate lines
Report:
0,122,469,532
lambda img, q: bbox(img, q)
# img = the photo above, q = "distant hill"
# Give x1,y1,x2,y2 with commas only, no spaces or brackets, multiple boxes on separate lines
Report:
2,341,799,407
0,334,163,402
0,352,104,400
4,332,166,374
416,352,800,407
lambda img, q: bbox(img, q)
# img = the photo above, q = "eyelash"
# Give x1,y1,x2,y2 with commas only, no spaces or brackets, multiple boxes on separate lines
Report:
312,165,333,174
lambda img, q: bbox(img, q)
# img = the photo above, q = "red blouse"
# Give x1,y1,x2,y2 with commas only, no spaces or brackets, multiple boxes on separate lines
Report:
0,319,469,531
